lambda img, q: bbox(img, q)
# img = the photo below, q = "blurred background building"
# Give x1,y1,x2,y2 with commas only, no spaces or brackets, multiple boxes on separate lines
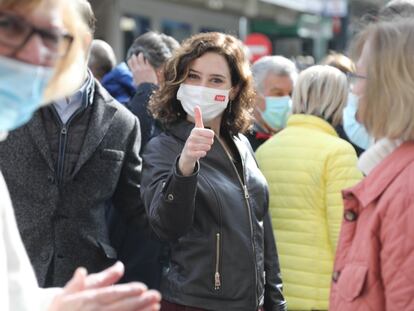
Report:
89,0,388,63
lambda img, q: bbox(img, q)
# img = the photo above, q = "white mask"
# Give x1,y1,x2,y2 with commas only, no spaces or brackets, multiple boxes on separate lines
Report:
177,84,230,122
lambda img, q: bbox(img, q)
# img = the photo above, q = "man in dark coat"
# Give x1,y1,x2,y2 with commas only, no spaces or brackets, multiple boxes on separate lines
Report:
0,0,146,288
105,32,180,289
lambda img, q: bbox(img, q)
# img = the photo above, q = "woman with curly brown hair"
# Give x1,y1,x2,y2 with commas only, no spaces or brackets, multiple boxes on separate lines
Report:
140,32,286,311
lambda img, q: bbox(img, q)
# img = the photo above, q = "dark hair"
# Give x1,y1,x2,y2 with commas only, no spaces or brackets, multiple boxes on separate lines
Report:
126,31,180,68
88,40,116,80
149,32,255,135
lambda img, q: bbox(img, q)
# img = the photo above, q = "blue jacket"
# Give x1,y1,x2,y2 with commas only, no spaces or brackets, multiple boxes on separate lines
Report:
101,62,136,105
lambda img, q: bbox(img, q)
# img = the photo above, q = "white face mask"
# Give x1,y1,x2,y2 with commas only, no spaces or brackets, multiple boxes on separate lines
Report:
177,84,230,122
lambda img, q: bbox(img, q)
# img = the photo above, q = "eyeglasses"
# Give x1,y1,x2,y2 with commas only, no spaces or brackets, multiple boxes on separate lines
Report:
0,11,74,60
346,72,367,85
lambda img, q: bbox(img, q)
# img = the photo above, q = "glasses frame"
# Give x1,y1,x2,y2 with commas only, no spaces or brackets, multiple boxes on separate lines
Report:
0,11,74,60
346,72,367,85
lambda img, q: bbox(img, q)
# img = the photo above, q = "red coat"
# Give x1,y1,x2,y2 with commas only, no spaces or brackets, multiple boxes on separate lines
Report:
330,142,414,311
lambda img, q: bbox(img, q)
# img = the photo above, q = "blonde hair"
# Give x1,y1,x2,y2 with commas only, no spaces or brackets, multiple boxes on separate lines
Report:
43,1,90,103
320,52,355,74
0,0,42,9
291,65,347,127
351,18,414,141
0,0,90,103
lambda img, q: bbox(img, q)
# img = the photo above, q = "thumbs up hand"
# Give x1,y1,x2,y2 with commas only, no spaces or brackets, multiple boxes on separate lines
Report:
178,106,215,176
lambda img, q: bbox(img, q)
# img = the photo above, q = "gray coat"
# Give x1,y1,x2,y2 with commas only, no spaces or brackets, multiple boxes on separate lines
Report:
0,82,145,287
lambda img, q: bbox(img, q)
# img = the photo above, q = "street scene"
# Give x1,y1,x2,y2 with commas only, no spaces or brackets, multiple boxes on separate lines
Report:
1,0,413,310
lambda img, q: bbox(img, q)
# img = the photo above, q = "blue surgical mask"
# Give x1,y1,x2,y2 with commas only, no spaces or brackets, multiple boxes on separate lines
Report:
0,55,54,131
343,92,373,150
261,95,291,129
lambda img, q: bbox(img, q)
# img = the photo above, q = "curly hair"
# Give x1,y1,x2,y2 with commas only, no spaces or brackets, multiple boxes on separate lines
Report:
149,32,255,135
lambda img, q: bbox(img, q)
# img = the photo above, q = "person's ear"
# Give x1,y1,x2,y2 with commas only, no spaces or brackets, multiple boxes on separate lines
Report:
155,67,164,84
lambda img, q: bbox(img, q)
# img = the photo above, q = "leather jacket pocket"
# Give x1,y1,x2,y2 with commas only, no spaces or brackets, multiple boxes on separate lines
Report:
337,264,368,302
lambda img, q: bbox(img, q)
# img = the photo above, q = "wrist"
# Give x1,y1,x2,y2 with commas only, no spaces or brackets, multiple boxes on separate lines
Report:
178,155,196,176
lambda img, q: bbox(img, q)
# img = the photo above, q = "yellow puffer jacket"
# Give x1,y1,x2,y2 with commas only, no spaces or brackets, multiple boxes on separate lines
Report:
256,114,362,311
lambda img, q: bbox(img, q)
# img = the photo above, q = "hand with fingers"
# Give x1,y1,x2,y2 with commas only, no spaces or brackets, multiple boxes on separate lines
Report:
48,262,161,311
127,53,158,86
178,106,215,176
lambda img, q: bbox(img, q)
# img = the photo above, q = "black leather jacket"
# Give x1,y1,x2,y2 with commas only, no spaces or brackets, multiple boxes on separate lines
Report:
141,120,286,311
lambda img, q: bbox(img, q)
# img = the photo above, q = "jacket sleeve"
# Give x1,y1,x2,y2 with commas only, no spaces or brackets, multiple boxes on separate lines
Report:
263,211,287,311
381,191,414,310
112,117,147,228
126,83,158,150
325,144,362,253
140,137,199,241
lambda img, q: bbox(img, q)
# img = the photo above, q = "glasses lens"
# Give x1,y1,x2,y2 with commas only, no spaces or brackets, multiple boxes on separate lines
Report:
0,12,31,48
347,73,366,86
39,30,73,58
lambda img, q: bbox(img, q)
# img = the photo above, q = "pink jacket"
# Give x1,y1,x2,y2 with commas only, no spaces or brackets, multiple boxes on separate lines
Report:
330,142,414,311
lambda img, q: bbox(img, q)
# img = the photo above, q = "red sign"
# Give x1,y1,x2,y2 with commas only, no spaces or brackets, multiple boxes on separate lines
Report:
214,95,226,102
244,33,272,63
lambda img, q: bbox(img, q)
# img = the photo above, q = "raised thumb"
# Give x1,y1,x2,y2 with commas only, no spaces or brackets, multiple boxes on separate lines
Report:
194,106,204,128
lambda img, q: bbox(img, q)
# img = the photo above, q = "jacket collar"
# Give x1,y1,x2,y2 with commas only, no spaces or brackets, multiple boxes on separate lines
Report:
166,120,194,142
345,141,414,207
26,81,117,177
287,114,338,137
70,82,117,178
79,70,95,108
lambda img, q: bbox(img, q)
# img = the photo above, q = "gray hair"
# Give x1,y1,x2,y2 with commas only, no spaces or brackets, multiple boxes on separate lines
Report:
251,55,298,93
379,0,414,18
126,31,180,69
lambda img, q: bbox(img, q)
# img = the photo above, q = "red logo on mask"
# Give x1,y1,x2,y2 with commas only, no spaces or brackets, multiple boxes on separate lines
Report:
214,95,226,102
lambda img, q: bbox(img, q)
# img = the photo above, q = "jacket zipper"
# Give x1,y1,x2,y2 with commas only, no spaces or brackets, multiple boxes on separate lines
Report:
215,232,221,290
51,106,83,185
216,136,259,307
200,175,223,291
57,127,67,183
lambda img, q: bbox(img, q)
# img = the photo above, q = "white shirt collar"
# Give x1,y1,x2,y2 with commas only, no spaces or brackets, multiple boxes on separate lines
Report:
358,138,403,175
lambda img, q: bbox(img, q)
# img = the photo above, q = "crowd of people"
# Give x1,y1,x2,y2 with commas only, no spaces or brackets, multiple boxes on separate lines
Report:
1,0,414,310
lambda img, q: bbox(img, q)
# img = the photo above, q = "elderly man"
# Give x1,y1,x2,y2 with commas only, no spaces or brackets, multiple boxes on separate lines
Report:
247,55,297,150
